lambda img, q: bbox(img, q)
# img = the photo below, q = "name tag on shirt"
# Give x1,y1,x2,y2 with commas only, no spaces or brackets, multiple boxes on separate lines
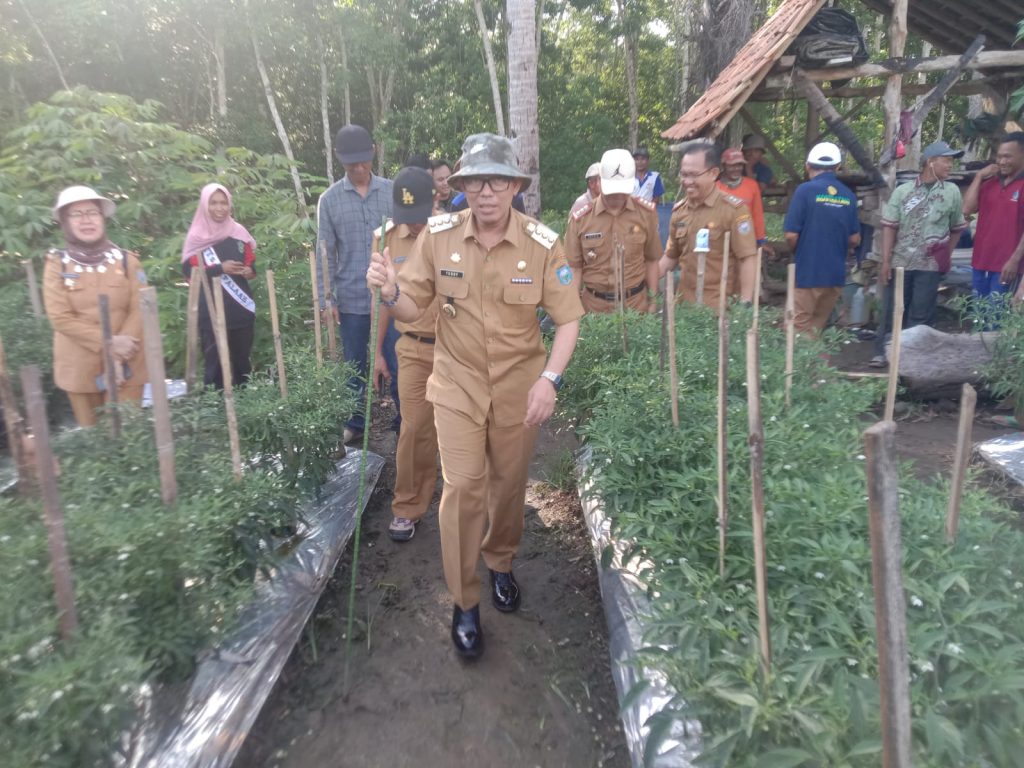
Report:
440,269,463,278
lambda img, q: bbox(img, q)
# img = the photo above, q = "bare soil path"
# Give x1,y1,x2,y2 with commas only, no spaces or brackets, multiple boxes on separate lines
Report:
239,410,629,768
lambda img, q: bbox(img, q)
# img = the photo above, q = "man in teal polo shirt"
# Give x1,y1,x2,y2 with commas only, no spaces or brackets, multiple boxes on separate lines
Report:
783,142,861,335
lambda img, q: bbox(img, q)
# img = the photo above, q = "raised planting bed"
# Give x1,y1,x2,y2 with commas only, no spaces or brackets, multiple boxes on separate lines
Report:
562,308,1024,767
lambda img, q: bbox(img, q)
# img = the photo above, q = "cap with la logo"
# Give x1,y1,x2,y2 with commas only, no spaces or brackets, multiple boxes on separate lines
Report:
392,166,435,225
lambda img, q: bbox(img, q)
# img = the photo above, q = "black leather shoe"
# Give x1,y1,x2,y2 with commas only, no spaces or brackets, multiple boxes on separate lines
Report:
489,569,521,613
451,604,483,659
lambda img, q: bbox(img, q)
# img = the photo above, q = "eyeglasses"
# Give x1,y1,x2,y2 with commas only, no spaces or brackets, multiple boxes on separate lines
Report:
462,177,514,193
66,209,103,221
679,168,716,183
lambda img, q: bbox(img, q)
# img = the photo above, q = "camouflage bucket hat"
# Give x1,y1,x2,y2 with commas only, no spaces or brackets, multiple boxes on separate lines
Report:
448,133,532,192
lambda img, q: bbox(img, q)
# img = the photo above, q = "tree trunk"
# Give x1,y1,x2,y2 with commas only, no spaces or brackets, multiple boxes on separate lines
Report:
507,0,541,216
214,19,227,119
16,0,69,91
317,31,334,183
615,0,640,150
535,0,545,53
244,0,307,215
881,0,908,186
339,28,352,124
474,0,506,136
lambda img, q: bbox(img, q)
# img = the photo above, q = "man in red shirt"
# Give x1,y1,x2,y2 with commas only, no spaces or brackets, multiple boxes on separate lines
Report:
718,147,770,255
962,132,1024,298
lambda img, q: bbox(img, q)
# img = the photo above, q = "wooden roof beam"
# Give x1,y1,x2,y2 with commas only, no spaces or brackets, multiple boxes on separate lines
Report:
750,72,1015,101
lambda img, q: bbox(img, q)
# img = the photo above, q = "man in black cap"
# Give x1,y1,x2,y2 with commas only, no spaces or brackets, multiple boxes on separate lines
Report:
632,147,664,204
366,133,584,660
316,124,398,442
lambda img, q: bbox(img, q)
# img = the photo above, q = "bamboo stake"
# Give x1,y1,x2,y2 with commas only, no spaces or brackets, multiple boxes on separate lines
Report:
211,284,243,481
784,263,796,409
20,364,78,643
185,266,202,393
23,259,43,317
139,288,177,505
310,251,323,367
97,295,121,438
946,383,977,544
863,420,913,768
319,242,338,362
0,334,31,491
666,267,679,428
752,247,763,331
746,328,771,678
614,241,628,354
884,268,906,423
716,235,731,580
265,270,289,398
696,252,706,307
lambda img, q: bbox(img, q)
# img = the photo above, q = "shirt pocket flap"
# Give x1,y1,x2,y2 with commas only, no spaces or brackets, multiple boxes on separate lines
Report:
503,284,542,305
436,277,470,300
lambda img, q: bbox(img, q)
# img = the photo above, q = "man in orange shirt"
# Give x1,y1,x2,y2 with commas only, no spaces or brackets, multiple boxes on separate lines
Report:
718,148,770,255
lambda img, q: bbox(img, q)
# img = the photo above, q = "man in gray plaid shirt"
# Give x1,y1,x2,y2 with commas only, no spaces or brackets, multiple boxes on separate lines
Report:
316,124,398,442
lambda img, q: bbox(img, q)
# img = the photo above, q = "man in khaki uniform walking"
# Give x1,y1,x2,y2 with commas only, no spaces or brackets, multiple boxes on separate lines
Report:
370,167,439,542
366,134,584,659
565,148,662,314
660,142,759,309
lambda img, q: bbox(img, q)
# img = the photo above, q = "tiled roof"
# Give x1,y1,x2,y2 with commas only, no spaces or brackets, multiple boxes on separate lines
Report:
662,0,827,141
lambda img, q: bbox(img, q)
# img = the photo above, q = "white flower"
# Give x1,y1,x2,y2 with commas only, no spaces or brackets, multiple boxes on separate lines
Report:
50,690,64,701
118,552,130,561
845,658,858,666
946,642,963,656
814,572,825,579
910,595,923,608
119,593,129,601
916,659,935,673
0,535,9,543
783,464,792,470
856,454,866,460
1015,582,1023,590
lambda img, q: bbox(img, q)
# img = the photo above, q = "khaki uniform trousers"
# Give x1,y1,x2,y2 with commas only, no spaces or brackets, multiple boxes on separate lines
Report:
434,403,539,610
793,286,842,336
67,383,145,428
580,286,648,314
391,334,439,521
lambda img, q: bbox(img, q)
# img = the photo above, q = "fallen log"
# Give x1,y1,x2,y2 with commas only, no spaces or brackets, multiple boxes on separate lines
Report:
889,325,996,398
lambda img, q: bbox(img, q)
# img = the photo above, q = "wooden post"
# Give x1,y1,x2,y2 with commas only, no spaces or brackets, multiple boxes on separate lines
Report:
185,267,202,393
863,420,913,768
881,0,909,183
752,247,763,331
946,383,977,544
265,270,289,398
784,263,796,409
319,242,338,362
716,235,731,580
746,328,771,678
885,268,905,422
310,251,323,367
97,294,121,438
20,365,78,643
666,268,679,428
23,259,43,318
614,241,628,354
211,285,243,481
696,252,706,307
139,288,177,505
0,334,31,490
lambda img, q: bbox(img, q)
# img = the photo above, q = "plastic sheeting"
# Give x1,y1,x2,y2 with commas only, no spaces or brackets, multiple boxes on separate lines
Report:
977,432,1024,487
576,447,702,768
125,450,384,768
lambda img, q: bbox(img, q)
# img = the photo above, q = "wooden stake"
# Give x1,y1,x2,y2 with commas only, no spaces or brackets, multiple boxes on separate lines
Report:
97,294,121,438
885,268,905,423
946,383,977,544
666,268,679,428
863,420,913,768
614,241,628,354
211,284,243,481
716,236,730,580
752,247,763,331
185,266,202,393
784,263,796,409
139,288,177,505
265,270,289,398
0,334,31,491
319,242,338,362
23,259,43,318
310,251,323,367
696,252,706,307
746,328,771,678
20,364,78,643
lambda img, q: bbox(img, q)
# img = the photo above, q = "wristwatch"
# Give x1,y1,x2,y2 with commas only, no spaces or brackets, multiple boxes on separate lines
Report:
539,370,563,391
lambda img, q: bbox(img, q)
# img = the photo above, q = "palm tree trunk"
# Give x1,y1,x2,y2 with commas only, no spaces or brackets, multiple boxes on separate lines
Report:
474,0,506,136
615,0,640,150
507,0,541,216
317,32,334,183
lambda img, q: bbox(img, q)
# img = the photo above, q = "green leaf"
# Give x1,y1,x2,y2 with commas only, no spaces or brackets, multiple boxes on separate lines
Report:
756,748,815,768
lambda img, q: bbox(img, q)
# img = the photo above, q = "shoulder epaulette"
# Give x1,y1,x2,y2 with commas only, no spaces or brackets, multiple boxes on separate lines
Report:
571,203,592,221
428,212,461,234
672,200,685,211
631,195,655,210
525,220,558,250
723,193,745,208
373,219,396,238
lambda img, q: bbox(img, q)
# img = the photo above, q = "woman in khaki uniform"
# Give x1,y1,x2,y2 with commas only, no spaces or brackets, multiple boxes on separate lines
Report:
43,186,147,427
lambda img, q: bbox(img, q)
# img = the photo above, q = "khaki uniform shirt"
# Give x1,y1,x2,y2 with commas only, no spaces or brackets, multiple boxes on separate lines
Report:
373,221,438,337
565,195,662,295
42,246,148,393
398,210,584,427
665,187,757,308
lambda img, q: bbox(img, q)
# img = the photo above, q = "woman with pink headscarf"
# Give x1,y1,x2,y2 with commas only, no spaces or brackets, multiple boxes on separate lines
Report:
182,183,257,389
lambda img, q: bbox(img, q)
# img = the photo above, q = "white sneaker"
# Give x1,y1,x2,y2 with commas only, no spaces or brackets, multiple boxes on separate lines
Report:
388,517,417,542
